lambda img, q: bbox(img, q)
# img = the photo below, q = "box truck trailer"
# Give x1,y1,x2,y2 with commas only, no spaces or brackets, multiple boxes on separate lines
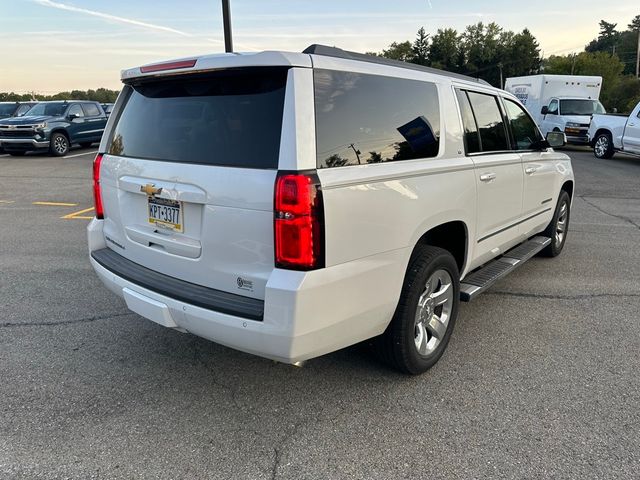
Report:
504,75,604,144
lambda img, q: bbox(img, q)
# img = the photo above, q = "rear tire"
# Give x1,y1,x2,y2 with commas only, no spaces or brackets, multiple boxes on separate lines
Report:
375,245,460,375
593,132,614,159
540,190,571,257
9,151,25,157
49,133,69,157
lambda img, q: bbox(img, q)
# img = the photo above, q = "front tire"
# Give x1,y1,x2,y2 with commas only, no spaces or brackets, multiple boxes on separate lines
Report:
540,190,571,257
375,245,460,375
593,132,614,159
49,133,69,157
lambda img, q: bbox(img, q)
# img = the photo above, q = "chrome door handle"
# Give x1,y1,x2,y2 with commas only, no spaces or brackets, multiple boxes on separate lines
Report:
479,173,496,182
629,122,636,126
525,166,538,174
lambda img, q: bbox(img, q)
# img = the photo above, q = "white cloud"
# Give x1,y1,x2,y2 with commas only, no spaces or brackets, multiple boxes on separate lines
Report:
31,0,193,37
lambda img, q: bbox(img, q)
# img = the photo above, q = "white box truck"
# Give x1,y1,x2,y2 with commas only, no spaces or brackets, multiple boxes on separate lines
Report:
504,75,605,144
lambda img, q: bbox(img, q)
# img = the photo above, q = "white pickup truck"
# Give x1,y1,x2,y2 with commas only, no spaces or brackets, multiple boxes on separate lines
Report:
589,101,640,158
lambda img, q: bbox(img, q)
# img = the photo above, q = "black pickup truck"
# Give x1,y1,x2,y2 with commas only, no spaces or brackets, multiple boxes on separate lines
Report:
0,100,107,156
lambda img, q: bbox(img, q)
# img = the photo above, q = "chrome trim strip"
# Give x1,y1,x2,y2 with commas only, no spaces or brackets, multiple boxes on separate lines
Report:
477,208,552,243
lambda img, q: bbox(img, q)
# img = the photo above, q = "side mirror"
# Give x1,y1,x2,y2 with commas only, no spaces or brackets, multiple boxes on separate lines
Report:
68,113,80,120
545,131,566,148
541,106,549,115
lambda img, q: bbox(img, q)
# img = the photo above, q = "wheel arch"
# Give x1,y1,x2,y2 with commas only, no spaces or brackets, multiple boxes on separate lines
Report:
592,128,612,146
412,221,468,275
561,180,574,202
49,128,70,143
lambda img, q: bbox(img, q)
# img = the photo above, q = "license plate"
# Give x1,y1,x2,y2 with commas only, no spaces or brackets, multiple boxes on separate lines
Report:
148,197,183,232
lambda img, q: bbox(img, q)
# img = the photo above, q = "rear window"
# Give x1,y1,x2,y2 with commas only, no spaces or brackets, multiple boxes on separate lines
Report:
108,68,288,169
314,70,440,168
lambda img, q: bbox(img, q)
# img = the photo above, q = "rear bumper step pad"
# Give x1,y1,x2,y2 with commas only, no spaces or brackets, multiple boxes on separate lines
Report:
460,236,551,302
91,248,264,321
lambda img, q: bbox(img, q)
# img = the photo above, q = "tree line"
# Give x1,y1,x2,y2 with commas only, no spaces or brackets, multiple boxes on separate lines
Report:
370,16,640,113
0,88,119,104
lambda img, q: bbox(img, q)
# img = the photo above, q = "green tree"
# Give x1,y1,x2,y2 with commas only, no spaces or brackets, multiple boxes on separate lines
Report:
324,154,349,168
366,151,383,163
412,27,429,66
460,22,504,85
629,15,640,31
374,23,541,86
381,41,414,62
603,75,640,113
429,28,460,71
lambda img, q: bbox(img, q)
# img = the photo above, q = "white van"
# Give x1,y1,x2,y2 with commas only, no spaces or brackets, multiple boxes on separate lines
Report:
89,46,574,374
505,74,604,144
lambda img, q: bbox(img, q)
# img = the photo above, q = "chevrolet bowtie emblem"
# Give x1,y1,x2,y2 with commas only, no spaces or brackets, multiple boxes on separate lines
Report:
140,183,162,196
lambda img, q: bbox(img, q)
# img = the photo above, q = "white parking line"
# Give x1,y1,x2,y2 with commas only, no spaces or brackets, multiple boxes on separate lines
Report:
65,150,98,159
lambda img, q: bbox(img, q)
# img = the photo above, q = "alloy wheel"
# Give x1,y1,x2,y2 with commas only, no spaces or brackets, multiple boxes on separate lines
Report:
414,269,454,357
555,201,568,247
595,136,608,157
54,136,68,154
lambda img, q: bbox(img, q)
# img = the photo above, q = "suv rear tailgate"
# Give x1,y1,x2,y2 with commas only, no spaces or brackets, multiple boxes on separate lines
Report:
98,67,290,301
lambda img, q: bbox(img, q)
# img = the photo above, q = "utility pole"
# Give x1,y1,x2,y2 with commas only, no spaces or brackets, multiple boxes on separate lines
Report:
636,28,640,78
498,62,504,89
221,0,233,53
348,143,361,164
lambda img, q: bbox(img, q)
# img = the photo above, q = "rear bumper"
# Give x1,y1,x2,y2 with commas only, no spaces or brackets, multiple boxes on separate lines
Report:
87,218,406,364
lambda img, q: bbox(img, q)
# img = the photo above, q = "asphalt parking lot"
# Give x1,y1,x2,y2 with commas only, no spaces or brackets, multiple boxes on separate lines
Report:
1,147,639,479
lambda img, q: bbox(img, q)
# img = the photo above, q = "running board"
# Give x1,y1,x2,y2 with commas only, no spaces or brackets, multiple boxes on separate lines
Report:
460,236,551,302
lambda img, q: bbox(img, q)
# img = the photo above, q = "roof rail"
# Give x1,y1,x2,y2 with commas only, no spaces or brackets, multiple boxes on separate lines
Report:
303,44,491,86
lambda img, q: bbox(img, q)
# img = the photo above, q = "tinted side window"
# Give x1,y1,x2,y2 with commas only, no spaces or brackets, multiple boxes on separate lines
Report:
68,104,84,117
314,70,440,168
503,99,543,150
455,90,480,154
466,92,509,152
82,103,101,116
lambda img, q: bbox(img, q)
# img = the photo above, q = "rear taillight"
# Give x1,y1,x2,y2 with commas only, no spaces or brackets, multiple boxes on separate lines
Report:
93,153,104,219
274,172,324,270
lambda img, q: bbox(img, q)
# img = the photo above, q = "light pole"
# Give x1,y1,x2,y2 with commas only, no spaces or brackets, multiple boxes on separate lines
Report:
221,0,233,53
636,27,640,78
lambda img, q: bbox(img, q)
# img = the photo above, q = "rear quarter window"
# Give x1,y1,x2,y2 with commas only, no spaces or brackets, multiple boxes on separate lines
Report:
314,70,441,168
82,103,101,116
107,68,289,169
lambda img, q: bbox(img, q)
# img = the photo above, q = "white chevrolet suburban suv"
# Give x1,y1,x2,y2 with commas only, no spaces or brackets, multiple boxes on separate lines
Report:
88,45,574,374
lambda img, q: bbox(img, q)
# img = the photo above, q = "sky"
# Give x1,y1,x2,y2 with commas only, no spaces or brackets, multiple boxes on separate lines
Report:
1,0,638,93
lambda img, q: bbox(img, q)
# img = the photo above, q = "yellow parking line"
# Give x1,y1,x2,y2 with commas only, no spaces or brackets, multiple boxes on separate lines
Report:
62,206,95,219
33,201,79,207
0,200,15,204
